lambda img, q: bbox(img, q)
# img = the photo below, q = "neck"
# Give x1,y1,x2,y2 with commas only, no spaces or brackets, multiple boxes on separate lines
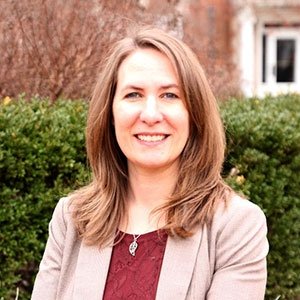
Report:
129,163,178,206
120,163,179,234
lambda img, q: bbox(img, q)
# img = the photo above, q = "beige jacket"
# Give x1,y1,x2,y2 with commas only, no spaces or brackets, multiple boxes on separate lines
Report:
31,196,268,299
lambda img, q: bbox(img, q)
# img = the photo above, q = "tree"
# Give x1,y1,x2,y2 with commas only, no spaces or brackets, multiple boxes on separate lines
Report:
0,0,181,101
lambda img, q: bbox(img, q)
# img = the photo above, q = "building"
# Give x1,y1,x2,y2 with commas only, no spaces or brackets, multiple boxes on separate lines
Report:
177,0,300,97
233,0,300,97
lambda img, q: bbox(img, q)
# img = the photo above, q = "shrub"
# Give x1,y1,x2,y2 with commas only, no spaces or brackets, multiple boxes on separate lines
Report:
222,94,300,300
0,0,181,101
0,96,89,299
0,94,299,299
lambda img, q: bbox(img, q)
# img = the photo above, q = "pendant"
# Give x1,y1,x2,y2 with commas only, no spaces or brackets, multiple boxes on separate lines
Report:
129,240,138,256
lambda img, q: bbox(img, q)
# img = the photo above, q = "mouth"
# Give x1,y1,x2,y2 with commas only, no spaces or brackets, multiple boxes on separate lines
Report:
135,134,169,142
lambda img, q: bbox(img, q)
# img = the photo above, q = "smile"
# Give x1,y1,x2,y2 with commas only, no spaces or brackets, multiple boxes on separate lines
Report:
135,134,168,142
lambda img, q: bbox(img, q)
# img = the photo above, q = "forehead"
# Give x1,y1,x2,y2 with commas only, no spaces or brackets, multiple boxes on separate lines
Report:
116,48,180,86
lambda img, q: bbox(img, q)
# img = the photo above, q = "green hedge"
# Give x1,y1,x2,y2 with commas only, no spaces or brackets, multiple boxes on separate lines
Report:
0,95,299,299
0,97,89,299
222,94,300,300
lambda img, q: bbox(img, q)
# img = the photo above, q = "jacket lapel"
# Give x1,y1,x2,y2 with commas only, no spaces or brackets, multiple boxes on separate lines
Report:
73,242,112,300
156,228,203,300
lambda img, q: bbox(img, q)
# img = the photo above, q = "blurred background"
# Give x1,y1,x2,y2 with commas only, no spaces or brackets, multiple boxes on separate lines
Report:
1,0,300,102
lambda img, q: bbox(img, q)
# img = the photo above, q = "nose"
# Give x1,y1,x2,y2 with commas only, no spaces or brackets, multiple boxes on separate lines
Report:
140,95,163,125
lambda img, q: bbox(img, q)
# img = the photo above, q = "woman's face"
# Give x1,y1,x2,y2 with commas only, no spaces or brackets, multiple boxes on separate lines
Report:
112,48,189,173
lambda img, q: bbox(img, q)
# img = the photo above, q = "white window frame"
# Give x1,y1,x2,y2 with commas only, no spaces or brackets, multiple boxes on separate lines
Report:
258,27,300,96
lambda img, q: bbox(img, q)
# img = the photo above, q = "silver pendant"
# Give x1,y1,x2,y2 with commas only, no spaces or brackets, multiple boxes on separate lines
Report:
129,240,138,256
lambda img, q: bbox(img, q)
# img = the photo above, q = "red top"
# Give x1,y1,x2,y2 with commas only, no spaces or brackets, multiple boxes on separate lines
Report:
103,230,168,299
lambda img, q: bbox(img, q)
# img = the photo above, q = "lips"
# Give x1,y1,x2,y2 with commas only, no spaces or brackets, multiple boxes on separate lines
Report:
135,134,169,142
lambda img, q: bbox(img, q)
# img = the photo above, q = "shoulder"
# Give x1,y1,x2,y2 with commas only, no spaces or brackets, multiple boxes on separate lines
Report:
213,194,267,231
52,196,72,219
32,197,79,299
209,195,268,264
49,196,74,234
209,194,268,255
53,196,71,213
200,196,269,299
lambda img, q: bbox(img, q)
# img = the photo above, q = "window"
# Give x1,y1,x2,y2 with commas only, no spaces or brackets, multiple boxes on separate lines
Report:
276,39,295,82
259,25,300,95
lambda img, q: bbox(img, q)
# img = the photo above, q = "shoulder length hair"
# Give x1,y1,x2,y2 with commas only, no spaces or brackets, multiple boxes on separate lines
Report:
70,27,232,247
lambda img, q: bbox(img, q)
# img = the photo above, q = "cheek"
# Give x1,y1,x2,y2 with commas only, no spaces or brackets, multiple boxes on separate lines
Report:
113,103,138,133
113,103,126,128
112,104,139,157
172,108,190,133
177,110,190,145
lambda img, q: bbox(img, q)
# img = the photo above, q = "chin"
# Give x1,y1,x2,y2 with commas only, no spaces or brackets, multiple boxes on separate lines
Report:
130,159,179,171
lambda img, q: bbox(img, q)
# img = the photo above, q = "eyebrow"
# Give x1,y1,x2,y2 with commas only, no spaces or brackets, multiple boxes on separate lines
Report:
160,84,180,90
120,85,143,92
120,83,180,92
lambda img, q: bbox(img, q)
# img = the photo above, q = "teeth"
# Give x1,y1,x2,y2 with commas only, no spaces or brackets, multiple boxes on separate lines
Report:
137,135,166,142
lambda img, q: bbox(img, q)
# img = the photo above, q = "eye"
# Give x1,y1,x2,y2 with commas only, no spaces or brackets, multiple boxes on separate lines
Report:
162,92,179,99
124,92,142,99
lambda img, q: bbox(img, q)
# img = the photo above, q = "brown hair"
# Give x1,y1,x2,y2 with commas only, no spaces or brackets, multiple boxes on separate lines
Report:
70,27,232,246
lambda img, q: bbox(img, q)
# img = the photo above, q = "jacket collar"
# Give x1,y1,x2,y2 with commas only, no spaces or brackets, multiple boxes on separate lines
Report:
73,228,202,300
73,243,112,300
156,228,203,299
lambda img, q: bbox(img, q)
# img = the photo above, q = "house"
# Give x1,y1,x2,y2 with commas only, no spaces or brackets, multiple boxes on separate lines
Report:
174,0,300,97
233,0,300,97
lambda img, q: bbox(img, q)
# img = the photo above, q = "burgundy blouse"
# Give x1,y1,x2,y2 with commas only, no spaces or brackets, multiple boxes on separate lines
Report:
103,230,168,299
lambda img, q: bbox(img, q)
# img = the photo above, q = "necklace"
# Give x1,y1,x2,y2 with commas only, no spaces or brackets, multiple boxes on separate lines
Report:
129,234,141,256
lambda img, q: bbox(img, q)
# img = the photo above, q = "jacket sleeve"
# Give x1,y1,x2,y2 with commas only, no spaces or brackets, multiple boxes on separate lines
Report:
31,197,69,300
206,197,269,300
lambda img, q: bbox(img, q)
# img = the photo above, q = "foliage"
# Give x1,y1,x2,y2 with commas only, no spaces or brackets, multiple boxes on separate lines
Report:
0,96,89,299
0,0,181,101
222,94,300,300
0,94,299,299
0,0,239,101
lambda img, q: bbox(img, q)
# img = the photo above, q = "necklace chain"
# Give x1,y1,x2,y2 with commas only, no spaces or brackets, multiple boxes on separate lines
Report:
133,234,141,241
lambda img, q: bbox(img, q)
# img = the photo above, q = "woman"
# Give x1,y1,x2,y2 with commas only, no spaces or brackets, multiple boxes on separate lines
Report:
32,27,268,299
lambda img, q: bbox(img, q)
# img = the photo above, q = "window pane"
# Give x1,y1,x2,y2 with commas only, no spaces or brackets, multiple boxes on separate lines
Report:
276,39,295,82
262,34,266,83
